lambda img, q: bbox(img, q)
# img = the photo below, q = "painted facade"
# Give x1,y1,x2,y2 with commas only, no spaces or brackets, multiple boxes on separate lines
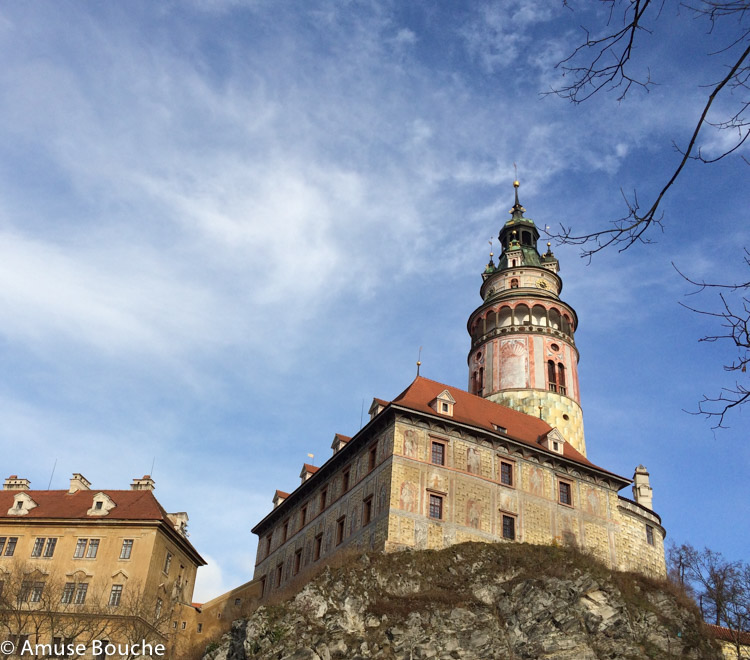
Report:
250,183,667,600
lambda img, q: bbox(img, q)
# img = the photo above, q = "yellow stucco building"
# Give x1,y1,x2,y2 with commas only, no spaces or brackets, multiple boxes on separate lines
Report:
0,472,205,658
251,184,667,601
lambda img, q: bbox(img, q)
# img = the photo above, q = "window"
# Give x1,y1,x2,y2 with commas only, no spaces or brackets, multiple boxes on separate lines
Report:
15,501,23,510
559,481,573,506
429,494,443,520
234,598,241,607
44,538,57,558
300,506,307,529
646,525,655,546
368,443,378,471
172,620,178,629
502,515,516,540
61,583,75,604
109,584,123,607
293,549,302,575
313,534,322,561
85,539,99,558
181,621,187,630
52,637,72,659
363,496,373,526
197,623,203,634
431,441,445,466
547,360,557,392
275,563,283,588
74,583,88,604
320,488,327,511
441,402,449,412
95,640,108,660
265,534,272,556
20,580,44,602
282,520,289,543
120,539,133,559
95,501,103,510
336,517,345,545
163,552,172,574
552,441,559,452
31,538,45,557
3,537,17,556
500,462,514,486
557,363,566,395
260,576,266,596
342,469,351,493
73,539,87,558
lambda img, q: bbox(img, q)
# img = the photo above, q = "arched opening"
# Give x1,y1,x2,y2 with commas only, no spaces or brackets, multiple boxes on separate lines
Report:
557,363,566,395
547,360,557,392
498,306,512,328
515,304,530,326
561,314,571,336
532,305,547,326
478,367,484,396
549,308,561,330
486,310,497,333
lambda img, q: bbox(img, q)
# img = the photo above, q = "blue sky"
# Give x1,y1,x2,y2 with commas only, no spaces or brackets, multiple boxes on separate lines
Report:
0,1,747,601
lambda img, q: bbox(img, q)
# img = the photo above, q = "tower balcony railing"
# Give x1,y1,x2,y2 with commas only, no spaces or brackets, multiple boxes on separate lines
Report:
471,325,575,350
548,384,567,395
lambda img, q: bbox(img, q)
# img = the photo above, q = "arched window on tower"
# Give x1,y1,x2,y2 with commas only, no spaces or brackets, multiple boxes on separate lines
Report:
547,360,557,393
557,363,566,395
472,371,479,395
478,367,484,396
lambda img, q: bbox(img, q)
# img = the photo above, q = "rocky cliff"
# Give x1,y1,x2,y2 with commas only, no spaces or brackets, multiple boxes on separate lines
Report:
203,542,721,660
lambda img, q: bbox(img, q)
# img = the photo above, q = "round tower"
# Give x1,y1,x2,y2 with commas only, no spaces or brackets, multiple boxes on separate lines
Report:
467,182,586,455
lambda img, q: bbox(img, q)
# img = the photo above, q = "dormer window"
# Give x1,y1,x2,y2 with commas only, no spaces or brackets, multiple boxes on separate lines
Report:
539,429,566,455
8,492,38,516
430,390,456,417
87,493,116,517
15,501,23,510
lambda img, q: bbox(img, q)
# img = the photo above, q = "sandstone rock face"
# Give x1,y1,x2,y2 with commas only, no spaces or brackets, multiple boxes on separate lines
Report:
203,542,721,660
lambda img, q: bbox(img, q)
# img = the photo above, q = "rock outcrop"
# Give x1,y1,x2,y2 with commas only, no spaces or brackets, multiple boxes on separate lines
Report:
203,542,721,660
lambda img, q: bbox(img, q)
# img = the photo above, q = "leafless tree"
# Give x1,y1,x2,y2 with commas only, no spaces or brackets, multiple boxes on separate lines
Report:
546,1,749,424
548,0,749,256
668,542,750,657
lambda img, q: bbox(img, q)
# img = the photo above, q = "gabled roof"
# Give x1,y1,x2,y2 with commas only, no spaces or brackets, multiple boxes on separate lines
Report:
391,376,622,478
0,489,170,522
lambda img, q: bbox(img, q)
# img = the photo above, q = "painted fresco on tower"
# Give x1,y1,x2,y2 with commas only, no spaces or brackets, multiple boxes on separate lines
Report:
499,339,528,389
399,481,417,512
403,429,417,458
467,447,481,474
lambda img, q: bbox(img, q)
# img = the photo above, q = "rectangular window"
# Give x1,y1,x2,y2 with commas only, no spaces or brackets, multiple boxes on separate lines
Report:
293,549,302,575
500,462,513,487
120,539,133,560
429,494,443,520
559,481,572,506
109,585,123,607
234,598,241,607
4,537,17,556
61,583,75,604
163,552,172,574
282,520,289,543
30,581,44,602
368,444,377,472
73,539,87,559
197,623,203,634
646,525,655,546
85,539,99,559
260,576,266,596
275,563,283,588
431,442,445,466
300,506,307,529
320,488,327,511
0,537,5,555
342,469,351,493
43,538,57,558
74,583,88,605
31,538,45,557
336,517,346,545
52,637,72,659
265,534,272,556
181,621,187,630
363,496,373,526
502,515,516,540
313,534,322,561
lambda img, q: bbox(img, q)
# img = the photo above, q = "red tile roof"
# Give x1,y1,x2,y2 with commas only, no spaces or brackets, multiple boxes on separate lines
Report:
333,434,351,443
274,490,290,499
391,376,621,478
301,464,319,474
706,623,750,645
0,489,170,522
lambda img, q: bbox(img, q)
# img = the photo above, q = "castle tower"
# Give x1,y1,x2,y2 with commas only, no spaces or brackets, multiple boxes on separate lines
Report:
467,182,586,455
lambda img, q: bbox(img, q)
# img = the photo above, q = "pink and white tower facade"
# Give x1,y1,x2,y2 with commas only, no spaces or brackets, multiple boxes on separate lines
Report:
467,182,586,455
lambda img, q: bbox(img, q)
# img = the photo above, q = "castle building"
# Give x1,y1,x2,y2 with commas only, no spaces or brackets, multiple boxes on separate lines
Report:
0,473,205,657
251,184,666,600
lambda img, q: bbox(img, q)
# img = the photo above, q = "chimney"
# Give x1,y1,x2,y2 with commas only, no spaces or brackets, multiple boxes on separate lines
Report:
3,475,31,490
168,512,189,537
632,465,653,510
68,473,91,493
130,475,156,491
